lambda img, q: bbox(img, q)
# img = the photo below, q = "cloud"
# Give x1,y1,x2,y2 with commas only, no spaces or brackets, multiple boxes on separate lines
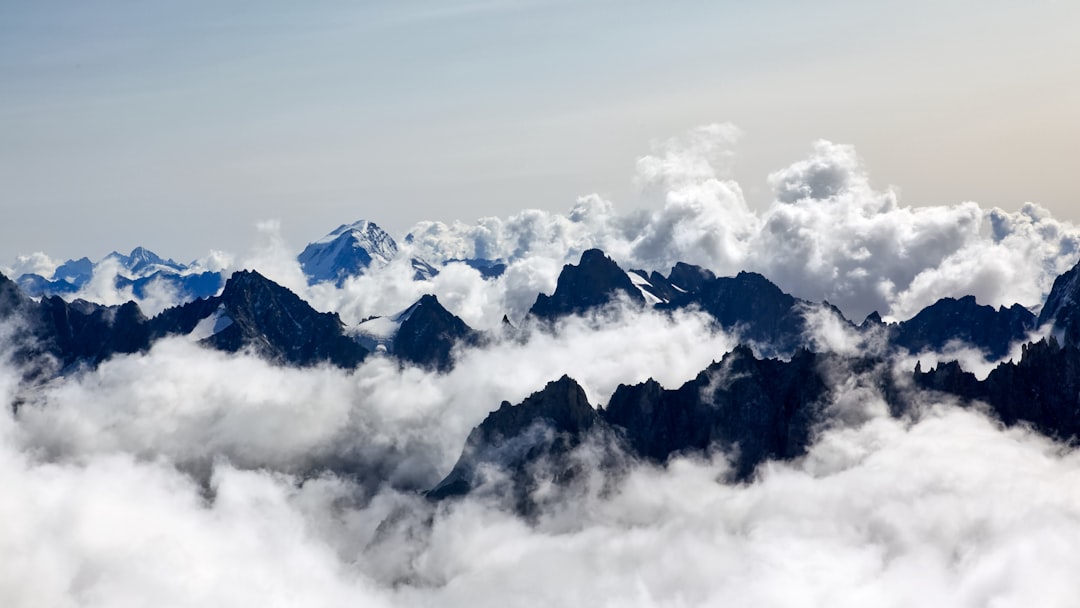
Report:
5,121,1080,607
12,301,738,490
396,127,1080,324
8,334,1080,606
8,123,1078,332
1,251,59,280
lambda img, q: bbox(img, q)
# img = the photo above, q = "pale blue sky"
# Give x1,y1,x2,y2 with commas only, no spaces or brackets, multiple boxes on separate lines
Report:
2,0,1077,263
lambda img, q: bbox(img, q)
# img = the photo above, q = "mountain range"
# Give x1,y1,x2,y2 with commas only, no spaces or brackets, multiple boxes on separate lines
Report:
4,220,1080,513
16,220,505,302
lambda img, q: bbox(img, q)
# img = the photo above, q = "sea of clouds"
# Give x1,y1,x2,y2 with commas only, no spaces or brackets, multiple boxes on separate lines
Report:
3,125,1080,605
6,326,1080,606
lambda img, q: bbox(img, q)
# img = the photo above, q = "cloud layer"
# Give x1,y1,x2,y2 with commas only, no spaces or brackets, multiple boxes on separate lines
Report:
6,343,1080,606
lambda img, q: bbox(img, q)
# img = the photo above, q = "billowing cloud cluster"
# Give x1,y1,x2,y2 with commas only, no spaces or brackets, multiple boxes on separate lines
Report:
6,336,1080,605
6,123,1077,326
402,125,1079,322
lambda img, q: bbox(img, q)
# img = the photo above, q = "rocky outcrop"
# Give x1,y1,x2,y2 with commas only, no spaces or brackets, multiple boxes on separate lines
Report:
529,249,645,320
152,270,367,368
893,295,1035,359
394,295,478,372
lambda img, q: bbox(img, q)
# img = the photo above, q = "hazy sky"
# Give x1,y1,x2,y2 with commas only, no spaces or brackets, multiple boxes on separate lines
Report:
2,0,1077,264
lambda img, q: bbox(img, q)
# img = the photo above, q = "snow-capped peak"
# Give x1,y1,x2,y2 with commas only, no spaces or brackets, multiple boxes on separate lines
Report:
298,220,400,286
102,247,187,277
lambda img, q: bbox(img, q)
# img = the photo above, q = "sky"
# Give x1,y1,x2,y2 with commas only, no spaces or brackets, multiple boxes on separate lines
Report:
1,0,1078,265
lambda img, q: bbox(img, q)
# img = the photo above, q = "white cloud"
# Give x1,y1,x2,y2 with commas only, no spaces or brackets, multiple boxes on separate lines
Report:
8,338,1080,606
1,251,59,281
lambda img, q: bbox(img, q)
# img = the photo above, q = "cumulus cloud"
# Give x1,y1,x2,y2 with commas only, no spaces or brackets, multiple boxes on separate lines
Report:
1,251,59,280
394,127,1080,324
7,336,1080,606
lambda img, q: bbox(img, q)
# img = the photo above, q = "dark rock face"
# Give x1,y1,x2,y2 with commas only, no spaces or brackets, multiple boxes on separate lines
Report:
427,375,606,510
529,249,645,320
394,294,478,372
915,337,1080,442
659,271,814,353
606,346,829,479
431,348,834,509
1,269,365,375
0,273,152,374
893,295,1035,359
1039,261,1080,346
38,298,151,368
152,270,367,368
628,263,718,304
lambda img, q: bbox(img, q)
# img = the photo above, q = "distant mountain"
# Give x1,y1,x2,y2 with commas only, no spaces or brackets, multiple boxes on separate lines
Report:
103,246,187,275
116,270,223,301
298,220,399,286
15,273,80,297
410,258,439,281
16,247,221,302
54,257,94,285
447,258,507,279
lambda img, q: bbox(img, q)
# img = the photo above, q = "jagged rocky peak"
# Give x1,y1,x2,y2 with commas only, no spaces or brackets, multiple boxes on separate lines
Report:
1039,259,1080,345
427,375,601,502
219,269,279,303
54,257,94,284
104,246,185,275
627,261,716,304
658,268,811,354
0,271,33,314
153,269,367,368
394,294,477,372
604,345,830,478
893,295,1036,359
486,375,599,438
16,248,213,300
668,261,717,293
913,335,1080,442
860,311,884,329
529,248,644,319
298,220,400,286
